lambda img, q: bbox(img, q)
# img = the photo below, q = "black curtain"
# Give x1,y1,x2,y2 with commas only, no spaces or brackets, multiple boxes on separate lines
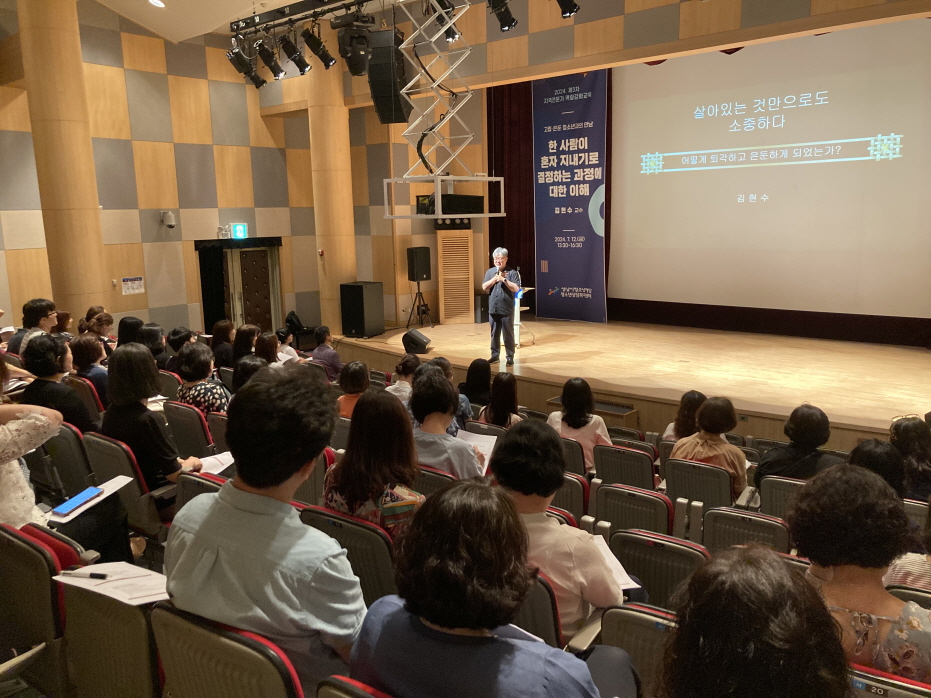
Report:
198,246,226,332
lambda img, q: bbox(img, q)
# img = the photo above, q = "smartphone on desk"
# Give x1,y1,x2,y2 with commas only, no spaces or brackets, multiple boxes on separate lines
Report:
52,487,104,516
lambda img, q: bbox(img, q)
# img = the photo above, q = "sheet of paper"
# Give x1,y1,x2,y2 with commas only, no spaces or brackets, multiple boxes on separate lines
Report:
593,535,642,590
46,476,132,524
54,562,168,605
456,430,497,468
199,451,234,475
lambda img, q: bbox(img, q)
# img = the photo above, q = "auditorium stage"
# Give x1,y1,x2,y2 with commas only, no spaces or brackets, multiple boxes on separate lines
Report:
337,317,931,451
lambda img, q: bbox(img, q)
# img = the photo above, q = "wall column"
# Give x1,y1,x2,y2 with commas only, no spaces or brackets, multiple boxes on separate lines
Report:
17,0,107,313
307,24,357,334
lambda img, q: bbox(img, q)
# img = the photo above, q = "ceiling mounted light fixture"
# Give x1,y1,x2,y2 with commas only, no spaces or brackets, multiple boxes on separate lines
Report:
148,0,165,7
227,38,266,89
435,0,461,43
278,33,311,75
256,38,286,80
488,0,517,32
555,0,580,18
301,24,337,69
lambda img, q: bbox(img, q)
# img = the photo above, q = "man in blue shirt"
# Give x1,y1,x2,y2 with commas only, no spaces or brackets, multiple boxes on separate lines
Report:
481,247,521,367
165,364,366,694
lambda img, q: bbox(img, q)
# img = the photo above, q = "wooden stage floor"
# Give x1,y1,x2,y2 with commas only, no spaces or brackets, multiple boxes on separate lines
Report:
339,317,931,447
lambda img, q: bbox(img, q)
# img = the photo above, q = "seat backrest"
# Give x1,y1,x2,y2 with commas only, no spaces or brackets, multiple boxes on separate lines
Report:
904,499,929,531
64,374,104,417
887,585,931,608
597,485,673,536
610,438,658,461
369,370,389,382
550,472,588,522
609,529,711,610
158,371,182,401
4,352,23,368
64,584,160,698
164,401,215,458
464,421,507,439
151,603,303,698
293,448,334,506
702,507,791,554
44,422,96,498
299,506,395,606
331,417,351,451
176,472,225,510
218,367,235,391
545,506,578,527
739,446,761,465
207,412,229,454
412,465,456,497
664,459,733,509
759,476,805,520
317,676,392,698
369,380,387,391
779,552,811,574
601,604,677,698
658,441,675,468
561,437,586,476
305,361,329,383
521,409,548,422
594,445,655,490
750,438,789,456
608,425,646,442
511,575,563,648
724,432,745,446
851,664,931,697
470,403,482,420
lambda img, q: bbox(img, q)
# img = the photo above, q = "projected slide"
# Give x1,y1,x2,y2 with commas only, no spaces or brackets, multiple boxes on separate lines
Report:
609,21,931,318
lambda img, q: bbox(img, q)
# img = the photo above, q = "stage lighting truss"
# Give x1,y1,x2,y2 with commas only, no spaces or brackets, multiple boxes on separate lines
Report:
382,0,505,219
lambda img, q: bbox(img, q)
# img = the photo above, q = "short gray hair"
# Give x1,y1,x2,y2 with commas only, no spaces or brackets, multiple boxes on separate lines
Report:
492,247,508,258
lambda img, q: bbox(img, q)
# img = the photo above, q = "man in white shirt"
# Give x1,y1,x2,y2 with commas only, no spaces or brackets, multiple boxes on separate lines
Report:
489,420,632,640
165,365,366,693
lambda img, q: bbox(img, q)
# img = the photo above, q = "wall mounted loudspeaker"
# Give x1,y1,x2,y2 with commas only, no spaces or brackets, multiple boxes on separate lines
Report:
407,246,431,282
402,328,431,354
368,29,412,125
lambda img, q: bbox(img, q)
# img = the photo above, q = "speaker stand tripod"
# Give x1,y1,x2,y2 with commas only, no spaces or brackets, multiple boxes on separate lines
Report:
406,282,434,329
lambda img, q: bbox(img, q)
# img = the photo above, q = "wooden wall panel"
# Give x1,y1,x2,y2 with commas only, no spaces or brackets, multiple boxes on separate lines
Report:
455,6,487,46
120,33,167,74
811,0,886,13
680,0,742,39
0,86,30,131
350,145,369,206
206,47,243,82
574,16,625,57
247,87,285,148
182,241,201,304
280,237,294,294
626,0,678,13
104,243,148,313
6,247,53,314
371,236,396,296
168,75,213,144
364,106,389,144
213,145,254,208
83,63,131,140
286,148,314,208
529,0,570,33
133,140,179,209
437,230,474,324
487,35,529,73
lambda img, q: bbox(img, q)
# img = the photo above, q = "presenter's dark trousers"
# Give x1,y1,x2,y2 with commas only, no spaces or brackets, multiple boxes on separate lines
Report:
489,313,515,361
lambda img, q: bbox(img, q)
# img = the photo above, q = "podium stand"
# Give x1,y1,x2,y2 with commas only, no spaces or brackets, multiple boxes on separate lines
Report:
515,287,533,348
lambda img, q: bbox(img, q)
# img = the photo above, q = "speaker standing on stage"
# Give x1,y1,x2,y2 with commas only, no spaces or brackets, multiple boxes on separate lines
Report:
482,247,521,367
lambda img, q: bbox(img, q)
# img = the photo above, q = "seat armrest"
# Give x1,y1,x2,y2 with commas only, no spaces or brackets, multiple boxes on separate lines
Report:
580,515,595,534
735,486,760,511
588,478,601,517
150,484,177,501
79,550,101,565
595,520,611,543
566,609,605,654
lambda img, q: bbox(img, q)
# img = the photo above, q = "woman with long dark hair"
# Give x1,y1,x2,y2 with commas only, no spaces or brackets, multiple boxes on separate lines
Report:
231,324,261,364
116,316,144,347
254,332,281,365
324,389,423,538
546,377,609,473
478,372,522,429
891,416,931,502
210,319,236,369
663,390,707,441
458,358,492,406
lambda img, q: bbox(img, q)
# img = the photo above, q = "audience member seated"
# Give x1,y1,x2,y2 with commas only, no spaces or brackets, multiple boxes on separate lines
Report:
176,342,230,416
458,358,492,406
232,355,267,393
788,464,931,681
165,326,196,374
20,335,99,433
102,344,201,518
116,316,144,347
210,319,236,369
254,332,281,366
139,322,169,369
275,328,303,364
891,416,931,502
849,439,908,498
350,479,639,698
0,398,132,563
478,372,523,430
662,389,707,442
670,397,747,501
52,310,74,343
77,305,105,334
8,297,57,356
411,370,483,478
431,357,471,433
662,545,850,698
71,333,109,408
337,361,369,418
385,353,419,402
324,389,424,538
165,365,366,694
490,420,629,640
885,495,931,592
753,403,843,488
311,325,343,382
547,378,610,474
85,312,115,358
404,364,459,438
231,323,261,366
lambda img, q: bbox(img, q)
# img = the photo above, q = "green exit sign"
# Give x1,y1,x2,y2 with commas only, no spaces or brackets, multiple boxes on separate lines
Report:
232,223,248,239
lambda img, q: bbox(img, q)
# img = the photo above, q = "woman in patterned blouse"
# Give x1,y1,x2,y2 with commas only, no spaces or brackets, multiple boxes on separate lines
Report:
176,342,230,416
324,389,424,538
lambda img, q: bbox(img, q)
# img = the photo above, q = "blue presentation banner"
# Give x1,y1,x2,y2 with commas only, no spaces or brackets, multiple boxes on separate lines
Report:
532,70,608,324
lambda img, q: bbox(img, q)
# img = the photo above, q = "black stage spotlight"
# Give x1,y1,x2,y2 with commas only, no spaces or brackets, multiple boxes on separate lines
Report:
338,27,372,76
488,0,517,32
227,43,267,89
278,34,311,75
556,0,580,18
256,38,286,80
301,25,337,69
435,0,461,43
245,71,267,88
